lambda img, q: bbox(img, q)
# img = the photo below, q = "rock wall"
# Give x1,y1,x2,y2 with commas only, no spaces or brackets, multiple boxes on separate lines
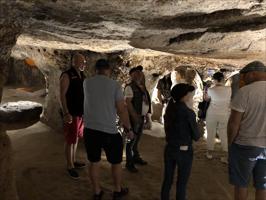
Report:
0,1,31,103
0,127,18,200
6,59,46,88
0,2,30,200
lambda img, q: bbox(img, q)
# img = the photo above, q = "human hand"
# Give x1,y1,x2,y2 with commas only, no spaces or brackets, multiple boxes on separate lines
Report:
64,113,73,124
144,120,152,130
126,130,134,140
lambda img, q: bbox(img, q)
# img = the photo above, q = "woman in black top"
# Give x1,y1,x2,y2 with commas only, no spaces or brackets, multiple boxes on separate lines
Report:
161,83,201,200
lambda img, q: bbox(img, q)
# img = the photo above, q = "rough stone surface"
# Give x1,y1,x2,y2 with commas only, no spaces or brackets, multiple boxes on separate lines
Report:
6,59,46,88
0,100,42,200
9,0,266,62
0,128,18,200
0,1,32,102
0,101,42,123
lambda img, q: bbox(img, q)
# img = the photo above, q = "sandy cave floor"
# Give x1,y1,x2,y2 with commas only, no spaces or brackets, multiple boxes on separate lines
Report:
3,86,256,200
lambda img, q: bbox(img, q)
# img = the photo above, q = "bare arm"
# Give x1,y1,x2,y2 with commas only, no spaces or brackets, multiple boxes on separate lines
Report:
227,109,243,146
203,90,210,101
59,73,72,123
157,89,163,103
116,99,131,129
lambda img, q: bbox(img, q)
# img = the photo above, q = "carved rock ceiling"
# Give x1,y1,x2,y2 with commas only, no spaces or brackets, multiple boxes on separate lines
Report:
3,0,266,64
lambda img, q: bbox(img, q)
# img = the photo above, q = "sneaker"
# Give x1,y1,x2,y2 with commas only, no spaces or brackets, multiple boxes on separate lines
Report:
134,157,148,165
74,162,86,169
67,168,79,179
113,187,129,200
126,164,138,173
206,152,213,159
220,157,228,164
93,191,104,200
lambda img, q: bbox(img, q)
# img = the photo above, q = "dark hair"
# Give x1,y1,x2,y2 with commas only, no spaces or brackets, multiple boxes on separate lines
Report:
220,68,227,73
240,61,266,74
212,72,224,82
164,98,176,137
171,83,195,102
129,65,143,75
95,59,110,70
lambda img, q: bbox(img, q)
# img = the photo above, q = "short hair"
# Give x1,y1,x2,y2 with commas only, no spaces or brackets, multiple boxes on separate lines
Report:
95,59,110,70
213,72,224,82
171,83,195,102
129,65,143,75
240,61,266,74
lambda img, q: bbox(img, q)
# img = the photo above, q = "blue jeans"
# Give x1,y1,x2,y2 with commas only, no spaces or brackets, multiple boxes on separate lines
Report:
161,145,193,200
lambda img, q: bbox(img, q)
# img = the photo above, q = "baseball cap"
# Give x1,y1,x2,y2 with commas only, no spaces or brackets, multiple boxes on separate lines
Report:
240,61,266,74
171,83,195,102
129,65,143,75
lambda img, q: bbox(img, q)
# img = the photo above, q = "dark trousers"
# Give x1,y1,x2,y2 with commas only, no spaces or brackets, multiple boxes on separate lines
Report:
126,117,144,165
161,146,193,200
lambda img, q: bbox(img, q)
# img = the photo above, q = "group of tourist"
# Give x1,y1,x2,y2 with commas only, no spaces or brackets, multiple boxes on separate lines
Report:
59,53,151,200
59,53,266,200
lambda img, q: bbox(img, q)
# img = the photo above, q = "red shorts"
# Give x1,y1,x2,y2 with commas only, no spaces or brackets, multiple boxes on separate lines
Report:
64,116,84,144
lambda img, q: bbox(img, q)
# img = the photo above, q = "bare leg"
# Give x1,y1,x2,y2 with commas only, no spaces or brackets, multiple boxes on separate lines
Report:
89,162,101,194
234,187,248,200
112,164,122,192
255,189,266,200
65,143,74,169
72,138,78,163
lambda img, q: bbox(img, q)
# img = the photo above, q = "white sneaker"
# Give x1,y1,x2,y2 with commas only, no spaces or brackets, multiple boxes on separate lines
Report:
206,152,213,159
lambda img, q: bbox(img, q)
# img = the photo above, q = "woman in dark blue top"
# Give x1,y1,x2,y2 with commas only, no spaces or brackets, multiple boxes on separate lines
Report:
161,83,201,200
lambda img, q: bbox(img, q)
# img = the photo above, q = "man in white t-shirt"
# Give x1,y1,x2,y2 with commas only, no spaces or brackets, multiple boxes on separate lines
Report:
124,65,152,173
227,61,266,200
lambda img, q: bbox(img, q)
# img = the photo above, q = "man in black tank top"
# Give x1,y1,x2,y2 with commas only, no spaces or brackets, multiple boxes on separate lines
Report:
59,53,86,179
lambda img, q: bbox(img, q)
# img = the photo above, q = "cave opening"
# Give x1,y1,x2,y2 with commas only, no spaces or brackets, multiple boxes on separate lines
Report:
3,57,47,105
